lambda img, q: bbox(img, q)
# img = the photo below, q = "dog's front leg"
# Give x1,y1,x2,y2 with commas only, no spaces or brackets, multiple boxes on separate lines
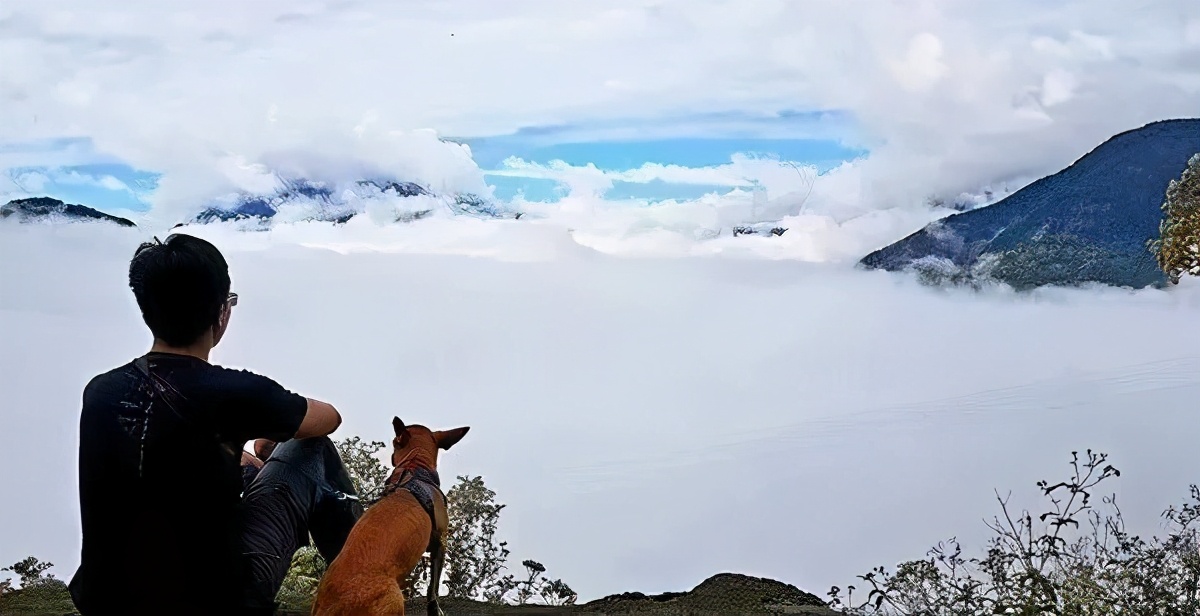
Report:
426,542,446,616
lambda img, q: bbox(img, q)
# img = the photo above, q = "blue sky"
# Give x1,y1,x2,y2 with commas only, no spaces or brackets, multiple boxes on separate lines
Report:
3,115,868,213
471,135,865,202
6,162,158,212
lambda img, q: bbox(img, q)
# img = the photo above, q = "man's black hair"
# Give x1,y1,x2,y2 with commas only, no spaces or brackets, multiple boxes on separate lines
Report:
129,233,231,347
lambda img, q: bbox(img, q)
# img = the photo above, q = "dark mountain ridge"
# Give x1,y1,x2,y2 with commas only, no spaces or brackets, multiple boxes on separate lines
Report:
0,197,137,227
859,118,1200,289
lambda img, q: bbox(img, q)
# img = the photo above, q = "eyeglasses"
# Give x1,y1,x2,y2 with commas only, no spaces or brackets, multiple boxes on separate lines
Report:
227,292,239,307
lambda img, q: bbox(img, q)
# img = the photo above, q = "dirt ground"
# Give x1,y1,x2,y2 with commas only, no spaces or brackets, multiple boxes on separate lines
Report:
282,573,844,615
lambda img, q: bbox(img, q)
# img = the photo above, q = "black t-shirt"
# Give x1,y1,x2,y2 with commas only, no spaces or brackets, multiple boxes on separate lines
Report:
68,352,308,615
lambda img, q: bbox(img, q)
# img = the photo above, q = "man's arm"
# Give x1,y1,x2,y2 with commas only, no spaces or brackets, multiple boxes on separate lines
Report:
215,368,343,443
294,398,342,439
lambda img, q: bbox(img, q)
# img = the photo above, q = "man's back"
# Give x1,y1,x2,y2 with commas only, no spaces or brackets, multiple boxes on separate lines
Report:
70,352,307,614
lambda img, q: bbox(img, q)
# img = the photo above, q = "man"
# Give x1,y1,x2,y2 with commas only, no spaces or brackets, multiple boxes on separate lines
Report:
68,233,363,615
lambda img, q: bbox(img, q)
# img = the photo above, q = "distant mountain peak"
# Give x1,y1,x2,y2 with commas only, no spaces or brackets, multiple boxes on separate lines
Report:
1,197,137,227
859,118,1200,290
190,177,515,226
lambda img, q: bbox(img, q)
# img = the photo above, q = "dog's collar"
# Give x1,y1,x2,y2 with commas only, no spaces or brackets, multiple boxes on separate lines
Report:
397,466,440,488
381,464,441,497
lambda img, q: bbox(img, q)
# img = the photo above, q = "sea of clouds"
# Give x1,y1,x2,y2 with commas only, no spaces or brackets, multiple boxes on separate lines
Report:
4,219,1200,600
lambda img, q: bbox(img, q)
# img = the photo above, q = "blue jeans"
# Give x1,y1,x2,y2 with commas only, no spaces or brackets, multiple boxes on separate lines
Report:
238,436,363,614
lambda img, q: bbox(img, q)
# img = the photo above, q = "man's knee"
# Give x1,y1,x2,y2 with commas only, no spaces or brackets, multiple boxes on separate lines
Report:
270,435,336,459
262,436,336,474
250,436,354,500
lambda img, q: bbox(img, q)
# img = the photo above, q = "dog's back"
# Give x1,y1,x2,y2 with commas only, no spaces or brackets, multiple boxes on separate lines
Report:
311,491,432,615
311,417,468,616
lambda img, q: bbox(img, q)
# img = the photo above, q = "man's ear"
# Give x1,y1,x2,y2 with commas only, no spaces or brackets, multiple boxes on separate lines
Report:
392,416,406,436
435,427,470,450
212,305,231,345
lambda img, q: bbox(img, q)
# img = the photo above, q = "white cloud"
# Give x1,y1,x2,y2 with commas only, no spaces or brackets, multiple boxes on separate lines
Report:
96,175,128,191
0,139,125,170
491,159,722,194
474,153,1013,263
493,153,823,192
1188,19,1200,46
0,0,1195,224
1040,69,1079,107
889,32,948,92
47,169,132,192
8,170,49,193
1032,30,1115,61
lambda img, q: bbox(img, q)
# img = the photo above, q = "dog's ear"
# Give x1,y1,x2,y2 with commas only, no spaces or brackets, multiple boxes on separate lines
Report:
392,416,406,436
435,427,470,450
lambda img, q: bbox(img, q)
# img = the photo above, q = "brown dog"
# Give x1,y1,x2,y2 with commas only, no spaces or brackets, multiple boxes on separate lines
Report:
311,417,469,616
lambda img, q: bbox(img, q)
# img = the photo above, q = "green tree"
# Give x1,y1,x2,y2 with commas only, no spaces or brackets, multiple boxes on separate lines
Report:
541,577,580,607
2,557,53,588
1150,153,1200,284
443,475,514,601
334,435,391,506
507,559,578,607
0,556,75,614
276,545,329,611
438,477,576,605
830,450,1200,615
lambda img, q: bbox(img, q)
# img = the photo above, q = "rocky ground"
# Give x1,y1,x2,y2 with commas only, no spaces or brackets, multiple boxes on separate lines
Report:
0,572,842,615
280,573,843,615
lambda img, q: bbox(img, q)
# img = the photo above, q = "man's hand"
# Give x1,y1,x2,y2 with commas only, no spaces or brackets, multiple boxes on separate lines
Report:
253,439,277,461
295,398,342,439
240,450,264,469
